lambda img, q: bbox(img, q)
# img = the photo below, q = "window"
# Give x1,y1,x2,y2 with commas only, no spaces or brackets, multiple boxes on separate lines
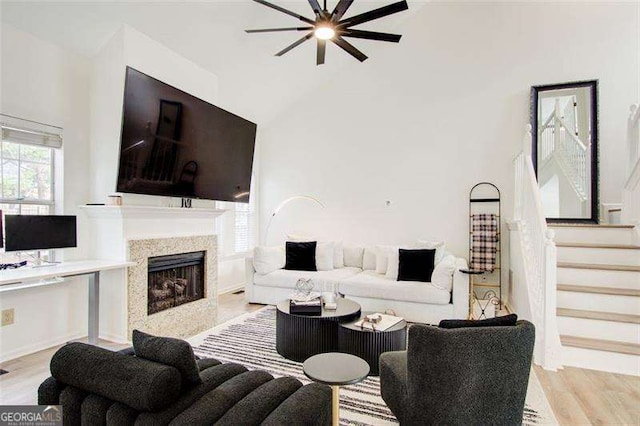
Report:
1,114,61,263
234,202,252,253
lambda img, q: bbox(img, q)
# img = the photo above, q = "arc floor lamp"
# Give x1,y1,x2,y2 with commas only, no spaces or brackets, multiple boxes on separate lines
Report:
263,195,324,245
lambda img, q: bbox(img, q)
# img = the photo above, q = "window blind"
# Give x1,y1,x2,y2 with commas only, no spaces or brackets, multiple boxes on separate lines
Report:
1,114,63,149
234,202,252,253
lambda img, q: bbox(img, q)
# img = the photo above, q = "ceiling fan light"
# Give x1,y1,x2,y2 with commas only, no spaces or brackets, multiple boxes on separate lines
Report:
314,26,335,40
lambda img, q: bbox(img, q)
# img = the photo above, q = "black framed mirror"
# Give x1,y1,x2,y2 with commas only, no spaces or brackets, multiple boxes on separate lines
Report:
531,80,599,223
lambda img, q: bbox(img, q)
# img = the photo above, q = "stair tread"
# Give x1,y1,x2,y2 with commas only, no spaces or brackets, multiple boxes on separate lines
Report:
560,335,640,355
557,308,640,324
557,262,640,272
556,242,640,250
557,284,640,297
549,224,635,229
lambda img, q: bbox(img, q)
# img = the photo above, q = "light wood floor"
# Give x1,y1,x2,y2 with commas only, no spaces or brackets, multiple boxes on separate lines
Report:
1,292,638,425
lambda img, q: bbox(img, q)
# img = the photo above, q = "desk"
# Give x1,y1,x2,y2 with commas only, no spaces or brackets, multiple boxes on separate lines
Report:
0,260,136,344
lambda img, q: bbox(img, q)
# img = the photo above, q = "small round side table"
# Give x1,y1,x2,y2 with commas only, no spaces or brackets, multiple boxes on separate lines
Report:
303,352,369,426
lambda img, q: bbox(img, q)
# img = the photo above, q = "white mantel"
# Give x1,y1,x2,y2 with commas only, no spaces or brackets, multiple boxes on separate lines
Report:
79,205,227,220
79,205,226,260
80,205,224,343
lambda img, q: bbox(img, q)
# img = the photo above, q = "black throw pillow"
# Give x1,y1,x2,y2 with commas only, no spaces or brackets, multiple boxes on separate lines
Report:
439,313,518,329
132,330,202,387
397,248,436,282
285,241,317,271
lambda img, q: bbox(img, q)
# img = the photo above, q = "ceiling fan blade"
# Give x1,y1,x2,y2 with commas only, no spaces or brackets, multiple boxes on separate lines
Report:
307,0,323,16
275,32,315,56
317,39,326,65
338,0,408,28
252,0,315,24
246,26,313,33
330,0,354,21
341,29,402,42
332,36,368,62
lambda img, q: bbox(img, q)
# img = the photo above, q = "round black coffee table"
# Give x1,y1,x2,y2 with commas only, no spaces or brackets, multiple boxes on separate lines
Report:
338,313,407,375
303,352,369,426
276,298,361,362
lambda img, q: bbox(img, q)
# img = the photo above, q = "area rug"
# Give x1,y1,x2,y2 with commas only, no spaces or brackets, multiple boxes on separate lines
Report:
191,306,558,426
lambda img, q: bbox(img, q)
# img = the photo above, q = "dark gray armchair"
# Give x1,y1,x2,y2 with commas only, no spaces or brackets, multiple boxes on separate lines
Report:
379,318,535,425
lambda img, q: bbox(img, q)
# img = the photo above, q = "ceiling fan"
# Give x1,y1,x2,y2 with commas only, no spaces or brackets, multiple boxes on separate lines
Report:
245,0,409,65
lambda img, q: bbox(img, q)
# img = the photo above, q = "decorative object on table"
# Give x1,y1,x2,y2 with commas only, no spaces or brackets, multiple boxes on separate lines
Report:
246,0,409,66
468,182,502,315
294,277,315,296
379,317,535,425
263,195,324,245
303,352,370,426
322,280,338,310
276,298,361,362
289,296,322,315
339,312,407,375
355,313,403,332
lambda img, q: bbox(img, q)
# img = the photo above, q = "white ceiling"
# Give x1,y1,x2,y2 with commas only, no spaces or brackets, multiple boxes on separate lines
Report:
1,0,425,125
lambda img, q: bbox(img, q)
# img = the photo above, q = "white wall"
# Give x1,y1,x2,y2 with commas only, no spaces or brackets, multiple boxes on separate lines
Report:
259,3,639,276
0,24,92,361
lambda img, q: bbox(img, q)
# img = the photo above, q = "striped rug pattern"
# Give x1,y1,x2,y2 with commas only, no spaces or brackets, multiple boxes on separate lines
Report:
192,307,557,425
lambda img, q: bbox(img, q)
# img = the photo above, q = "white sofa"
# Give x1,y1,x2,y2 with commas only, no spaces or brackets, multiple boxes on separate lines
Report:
244,251,469,324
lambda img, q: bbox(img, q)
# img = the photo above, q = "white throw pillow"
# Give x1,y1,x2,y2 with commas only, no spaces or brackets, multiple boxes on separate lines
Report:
316,242,335,271
385,247,400,280
375,245,394,274
333,241,345,268
343,245,364,268
430,255,456,291
416,240,446,264
253,246,285,275
363,247,377,271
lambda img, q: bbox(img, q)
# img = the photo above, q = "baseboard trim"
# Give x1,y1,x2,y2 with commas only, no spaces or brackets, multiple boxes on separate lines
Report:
0,331,86,364
218,284,245,296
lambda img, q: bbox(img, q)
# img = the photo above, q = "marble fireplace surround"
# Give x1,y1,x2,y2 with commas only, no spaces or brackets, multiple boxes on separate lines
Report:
127,235,217,339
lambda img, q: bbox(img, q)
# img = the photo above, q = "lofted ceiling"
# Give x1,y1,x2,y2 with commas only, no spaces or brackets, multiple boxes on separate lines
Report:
1,0,425,125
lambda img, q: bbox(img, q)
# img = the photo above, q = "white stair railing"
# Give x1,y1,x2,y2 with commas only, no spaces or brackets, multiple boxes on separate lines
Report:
513,124,563,371
538,99,589,201
622,104,640,225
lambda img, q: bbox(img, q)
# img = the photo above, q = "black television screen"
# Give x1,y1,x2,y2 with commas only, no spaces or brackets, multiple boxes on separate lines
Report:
116,67,257,202
5,215,77,252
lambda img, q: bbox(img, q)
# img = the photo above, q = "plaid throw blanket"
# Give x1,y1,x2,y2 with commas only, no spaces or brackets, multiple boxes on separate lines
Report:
471,213,498,272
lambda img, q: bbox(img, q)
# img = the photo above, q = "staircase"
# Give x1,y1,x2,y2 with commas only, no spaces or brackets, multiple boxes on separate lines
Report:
551,223,640,376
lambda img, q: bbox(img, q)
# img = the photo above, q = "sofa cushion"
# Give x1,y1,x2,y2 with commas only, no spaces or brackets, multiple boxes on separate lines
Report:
339,271,450,305
285,241,317,271
315,242,335,271
430,255,457,291
439,313,518,329
253,246,285,275
254,267,362,289
398,249,436,282
343,245,364,268
363,247,377,270
50,342,182,412
133,330,202,387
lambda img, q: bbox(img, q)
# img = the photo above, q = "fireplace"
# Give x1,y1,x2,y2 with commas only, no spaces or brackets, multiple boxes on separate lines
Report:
148,251,205,315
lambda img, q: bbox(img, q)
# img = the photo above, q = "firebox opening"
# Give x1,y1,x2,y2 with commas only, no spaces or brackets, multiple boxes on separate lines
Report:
148,251,205,315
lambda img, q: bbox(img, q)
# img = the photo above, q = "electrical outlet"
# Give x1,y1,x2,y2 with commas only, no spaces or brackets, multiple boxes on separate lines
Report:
1,309,14,326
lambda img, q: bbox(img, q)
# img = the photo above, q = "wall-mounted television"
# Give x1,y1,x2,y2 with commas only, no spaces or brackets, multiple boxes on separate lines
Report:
116,67,257,202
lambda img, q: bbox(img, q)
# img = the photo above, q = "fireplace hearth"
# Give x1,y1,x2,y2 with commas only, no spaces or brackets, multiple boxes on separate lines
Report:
148,251,205,315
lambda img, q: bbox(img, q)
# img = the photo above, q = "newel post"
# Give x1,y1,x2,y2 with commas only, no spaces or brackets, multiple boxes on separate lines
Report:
542,228,562,370
629,104,639,176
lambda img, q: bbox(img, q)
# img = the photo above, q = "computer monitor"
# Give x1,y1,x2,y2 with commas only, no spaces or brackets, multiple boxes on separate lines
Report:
5,215,77,266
